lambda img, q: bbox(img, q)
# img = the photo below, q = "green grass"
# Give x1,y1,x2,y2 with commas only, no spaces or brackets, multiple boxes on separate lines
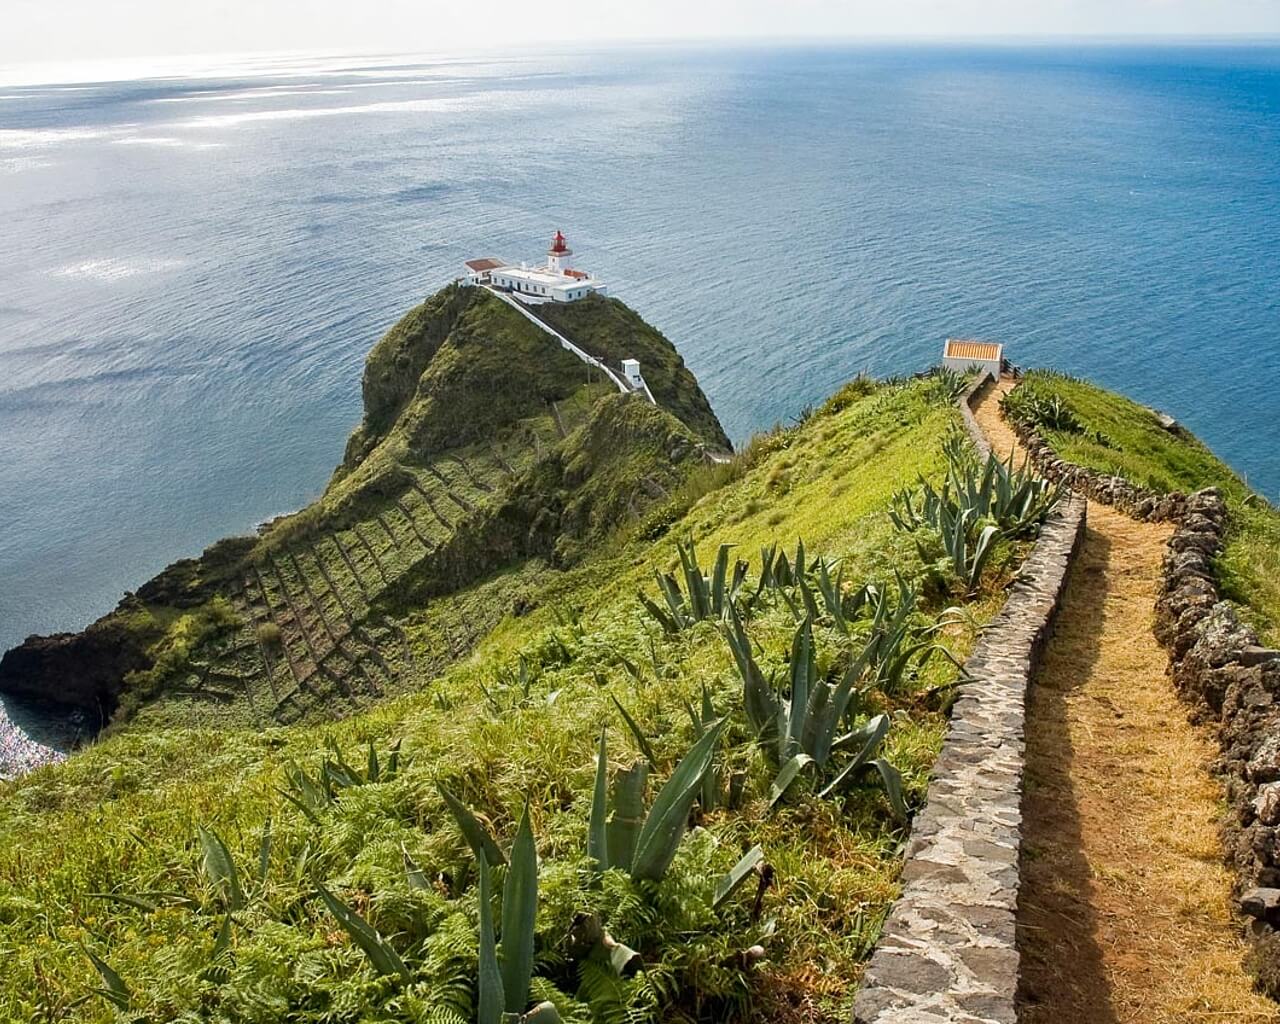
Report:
532,295,731,450
1011,370,1280,644
7,285,707,733
0,375,1018,1024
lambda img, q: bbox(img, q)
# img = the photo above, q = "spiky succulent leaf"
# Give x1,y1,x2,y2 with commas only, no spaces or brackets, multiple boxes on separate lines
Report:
783,618,815,760
317,883,410,982
84,948,130,1010
710,543,733,616
198,825,245,911
713,845,765,908
817,714,891,799
501,804,538,1014
477,857,504,1024
723,606,779,741
610,695,658,769
588,729,609,873
403,844,430,891
873,757,910,822
638,592,680,634
438,784,506,867
966,524,1002,590
607,762,648,872
211,914,233,960
630,719,728,882
767,754,814,809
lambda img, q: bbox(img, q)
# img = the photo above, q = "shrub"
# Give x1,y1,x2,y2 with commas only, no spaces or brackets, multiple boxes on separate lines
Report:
819,374,877,416
256,622,283,648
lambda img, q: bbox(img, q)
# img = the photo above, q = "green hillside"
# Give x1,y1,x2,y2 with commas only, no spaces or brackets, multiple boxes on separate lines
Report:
0,287,715,731
1004,370,1280,644
0,335,1033,1022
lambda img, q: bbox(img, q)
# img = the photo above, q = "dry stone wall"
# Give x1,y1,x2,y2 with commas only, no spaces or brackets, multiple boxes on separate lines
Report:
1154,489,1280,993
852,377,1087,1023
1005,413,1188,523
1005,385,1280,995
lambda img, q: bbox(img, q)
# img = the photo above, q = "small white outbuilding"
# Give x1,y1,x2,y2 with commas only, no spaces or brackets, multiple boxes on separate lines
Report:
942,338,1003,382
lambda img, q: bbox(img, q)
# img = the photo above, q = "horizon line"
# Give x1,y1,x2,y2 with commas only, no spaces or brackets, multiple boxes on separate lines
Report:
3,33,1280,88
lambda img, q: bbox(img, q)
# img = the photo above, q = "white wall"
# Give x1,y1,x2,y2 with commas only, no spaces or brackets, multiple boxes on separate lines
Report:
942,355,1001,381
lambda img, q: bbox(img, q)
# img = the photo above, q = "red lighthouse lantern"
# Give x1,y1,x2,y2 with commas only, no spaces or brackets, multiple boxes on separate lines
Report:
548,230,573,273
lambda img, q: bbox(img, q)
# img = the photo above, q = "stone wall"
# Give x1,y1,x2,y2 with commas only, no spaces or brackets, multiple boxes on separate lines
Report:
1004,383,1280,995
852,379,1087,1024
958,375,993,460
1004,411,1187,523
1153,488,1280,993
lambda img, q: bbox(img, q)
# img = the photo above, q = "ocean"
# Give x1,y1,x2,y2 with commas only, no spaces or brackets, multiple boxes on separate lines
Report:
1,44,1278,761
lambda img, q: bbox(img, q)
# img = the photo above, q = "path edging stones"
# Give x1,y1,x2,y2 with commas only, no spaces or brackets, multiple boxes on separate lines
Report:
1004,379,1280,994
1004,405,1187,523
853,375,1086,1024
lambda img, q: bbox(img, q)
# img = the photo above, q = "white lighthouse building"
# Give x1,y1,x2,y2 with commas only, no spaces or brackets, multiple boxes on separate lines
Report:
462,231,607,304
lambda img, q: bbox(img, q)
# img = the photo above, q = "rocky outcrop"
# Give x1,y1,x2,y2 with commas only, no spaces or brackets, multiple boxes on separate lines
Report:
0,615,155,717
1154,487,1280,994
1,287,728,734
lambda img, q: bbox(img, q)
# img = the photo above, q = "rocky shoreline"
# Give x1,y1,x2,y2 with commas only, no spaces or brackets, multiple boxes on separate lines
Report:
0,695,88,781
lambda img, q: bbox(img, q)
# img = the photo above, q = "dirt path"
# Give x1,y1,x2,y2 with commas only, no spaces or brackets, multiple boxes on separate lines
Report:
973,379,1276,1024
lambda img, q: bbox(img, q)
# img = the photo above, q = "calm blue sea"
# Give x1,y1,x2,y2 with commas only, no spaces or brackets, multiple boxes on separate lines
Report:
2,43,1278,669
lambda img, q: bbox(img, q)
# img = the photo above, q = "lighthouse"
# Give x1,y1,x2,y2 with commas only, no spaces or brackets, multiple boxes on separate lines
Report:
547,230,572,275
463,230,606,302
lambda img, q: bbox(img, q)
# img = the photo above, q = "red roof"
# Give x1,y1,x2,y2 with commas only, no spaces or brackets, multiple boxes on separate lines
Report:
564,268,589,279
945,338,1002,361
465,257,506,272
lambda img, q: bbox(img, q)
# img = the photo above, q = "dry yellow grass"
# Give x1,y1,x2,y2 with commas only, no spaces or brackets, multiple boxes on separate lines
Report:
973,379,1278,1024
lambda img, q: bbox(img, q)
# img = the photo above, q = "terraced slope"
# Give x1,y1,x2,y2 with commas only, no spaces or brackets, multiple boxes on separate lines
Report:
0,372,1019,1024
0,287,716,730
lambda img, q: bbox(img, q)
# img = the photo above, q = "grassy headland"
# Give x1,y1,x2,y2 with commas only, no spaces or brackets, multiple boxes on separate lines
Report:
0,299,1030,1021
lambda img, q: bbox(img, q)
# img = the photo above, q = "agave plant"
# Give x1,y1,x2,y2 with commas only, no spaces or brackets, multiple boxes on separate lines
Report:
929,366,973,402
588,720,728,883
316,881,411,983
1002,388,1082,434
85,823,266,1009
683,685,723,811
858,576,939,695
721,613,909,820
475,805,561,1024
639,539,747,632
278,738,405,823
83,947,132,1011
481,655,562,714
891,434,1061,591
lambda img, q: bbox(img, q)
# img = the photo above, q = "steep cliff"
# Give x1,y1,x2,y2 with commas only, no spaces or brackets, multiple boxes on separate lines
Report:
0,286,724,727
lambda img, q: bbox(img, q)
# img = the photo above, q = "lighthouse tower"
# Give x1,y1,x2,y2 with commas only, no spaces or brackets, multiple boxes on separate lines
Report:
547,230,572,275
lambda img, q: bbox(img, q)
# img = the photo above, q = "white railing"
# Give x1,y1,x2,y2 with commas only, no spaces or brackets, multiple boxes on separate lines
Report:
483,286,647,401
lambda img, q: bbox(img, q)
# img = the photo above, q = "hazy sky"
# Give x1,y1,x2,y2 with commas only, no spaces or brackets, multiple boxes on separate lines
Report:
4,0,1279,74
